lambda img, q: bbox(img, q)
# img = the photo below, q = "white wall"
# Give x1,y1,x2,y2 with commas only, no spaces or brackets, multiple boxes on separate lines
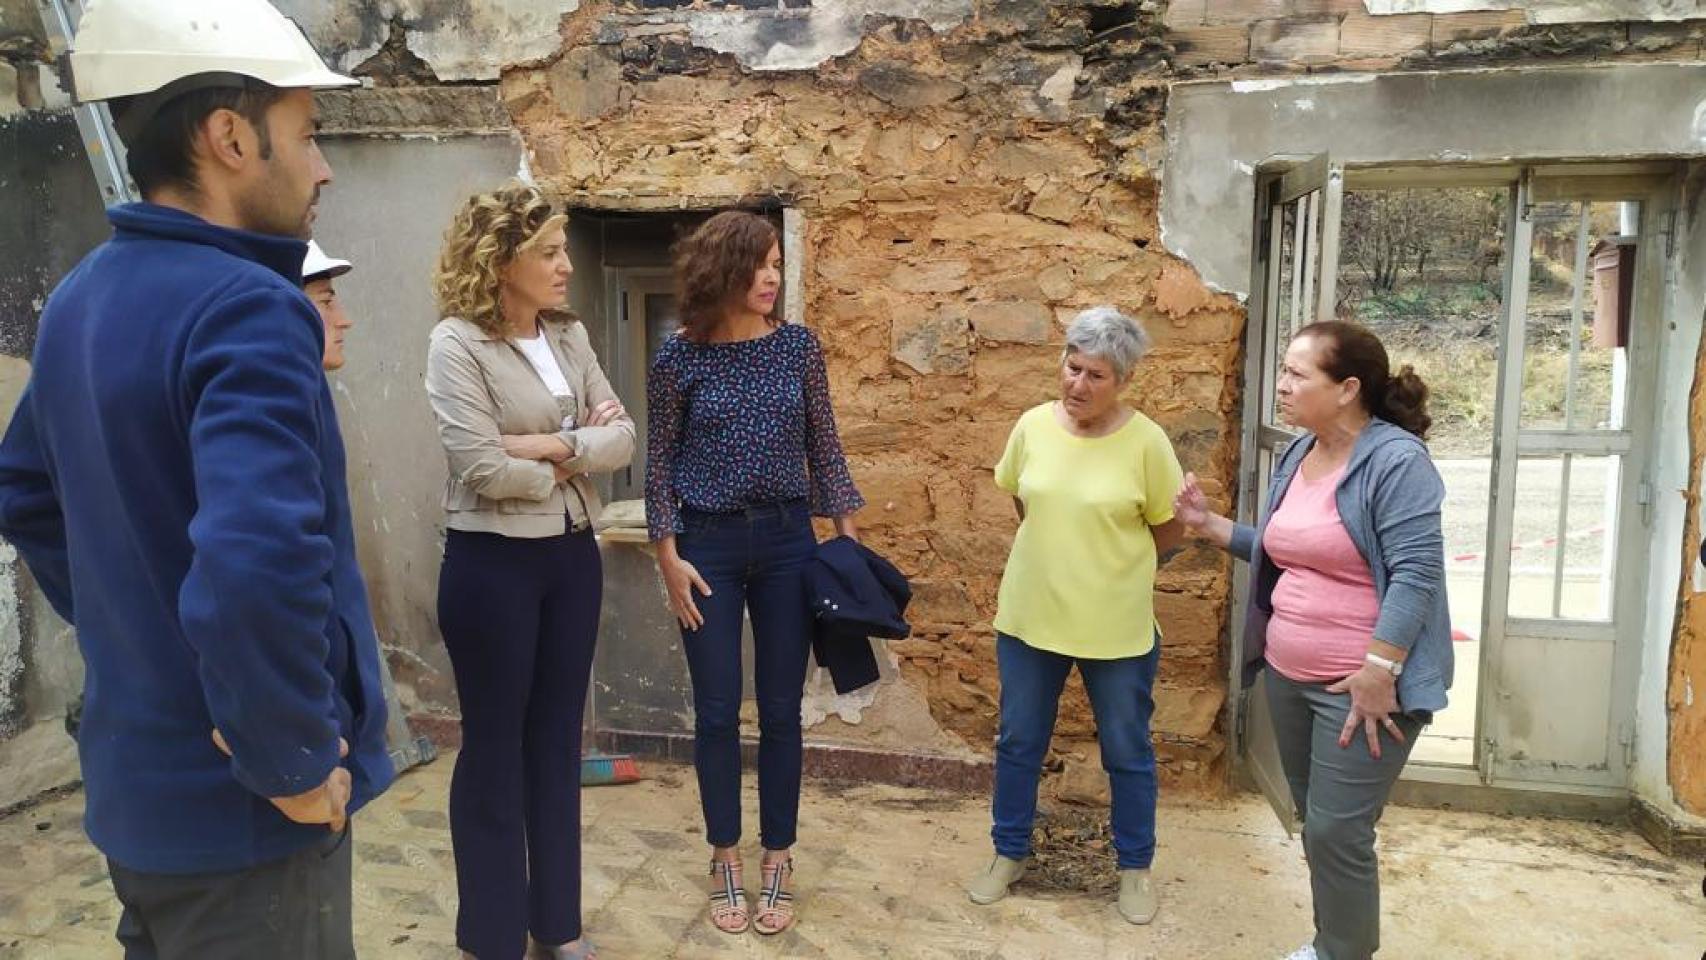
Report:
1635,163,1706,821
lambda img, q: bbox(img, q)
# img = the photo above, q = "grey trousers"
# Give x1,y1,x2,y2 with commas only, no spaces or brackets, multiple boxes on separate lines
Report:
1265,669,1422,960
106,827,356,960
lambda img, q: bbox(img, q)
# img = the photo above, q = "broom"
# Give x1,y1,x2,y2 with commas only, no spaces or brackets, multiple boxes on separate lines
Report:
581,663,641,786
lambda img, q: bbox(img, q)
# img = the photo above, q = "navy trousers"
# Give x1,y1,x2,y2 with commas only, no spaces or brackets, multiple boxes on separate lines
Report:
438,527,601,960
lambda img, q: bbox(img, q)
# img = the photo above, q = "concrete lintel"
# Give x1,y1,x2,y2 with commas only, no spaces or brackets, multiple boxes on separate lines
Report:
315,86,514,138
562,191,800,212
1162,62,1706,296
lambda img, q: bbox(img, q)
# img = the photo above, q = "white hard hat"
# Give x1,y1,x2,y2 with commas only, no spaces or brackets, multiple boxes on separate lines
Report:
302,240,352,283
70,0,357,104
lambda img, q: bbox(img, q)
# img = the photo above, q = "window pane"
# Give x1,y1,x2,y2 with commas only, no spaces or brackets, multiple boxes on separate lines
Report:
644,293,679,362
1267,200,1300,427
1520,200,1636,432
1506,455,1620,621
1333,184,1510,768
1334,187,1507,458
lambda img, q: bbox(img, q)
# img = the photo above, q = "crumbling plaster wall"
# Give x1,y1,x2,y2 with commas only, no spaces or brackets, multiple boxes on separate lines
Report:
493,1,1246,793
272,1,979,80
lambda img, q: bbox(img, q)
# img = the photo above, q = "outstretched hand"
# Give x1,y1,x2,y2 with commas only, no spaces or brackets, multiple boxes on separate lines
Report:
1173,472,1212,530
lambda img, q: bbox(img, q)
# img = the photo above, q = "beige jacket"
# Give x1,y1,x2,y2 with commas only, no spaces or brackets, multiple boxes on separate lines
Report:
425,315,636,538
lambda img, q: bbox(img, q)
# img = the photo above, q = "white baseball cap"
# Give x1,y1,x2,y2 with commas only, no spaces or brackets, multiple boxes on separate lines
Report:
302,240,352,283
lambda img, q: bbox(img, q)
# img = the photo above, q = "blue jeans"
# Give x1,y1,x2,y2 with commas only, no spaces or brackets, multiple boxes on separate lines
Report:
676,500,816,851
991,632,1161,869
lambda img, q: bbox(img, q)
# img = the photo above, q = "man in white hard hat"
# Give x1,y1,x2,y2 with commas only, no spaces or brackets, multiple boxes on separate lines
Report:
304,240,356,371
0,2,391,956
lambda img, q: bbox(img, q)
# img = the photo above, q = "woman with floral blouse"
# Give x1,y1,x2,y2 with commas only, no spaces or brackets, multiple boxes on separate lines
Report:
644,211,864,938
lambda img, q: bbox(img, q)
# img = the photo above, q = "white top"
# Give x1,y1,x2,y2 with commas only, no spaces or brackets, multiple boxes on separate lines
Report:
514,329,573,399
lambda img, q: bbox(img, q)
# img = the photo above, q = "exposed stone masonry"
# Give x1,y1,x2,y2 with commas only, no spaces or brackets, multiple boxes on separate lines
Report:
495,1,1247,795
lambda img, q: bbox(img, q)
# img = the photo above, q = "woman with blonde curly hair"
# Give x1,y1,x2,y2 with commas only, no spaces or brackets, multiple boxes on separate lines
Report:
426,184,634,960
645,210,863,936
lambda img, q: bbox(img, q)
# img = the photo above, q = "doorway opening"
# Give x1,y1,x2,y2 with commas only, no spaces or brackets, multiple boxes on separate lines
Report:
1233,159,1668,818
565,206,790,505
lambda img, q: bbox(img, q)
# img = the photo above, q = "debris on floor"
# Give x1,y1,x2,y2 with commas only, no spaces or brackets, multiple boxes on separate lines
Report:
1030,805,1120,894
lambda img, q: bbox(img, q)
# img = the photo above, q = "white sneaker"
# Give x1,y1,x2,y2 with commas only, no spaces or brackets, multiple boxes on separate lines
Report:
1283,945,1318,960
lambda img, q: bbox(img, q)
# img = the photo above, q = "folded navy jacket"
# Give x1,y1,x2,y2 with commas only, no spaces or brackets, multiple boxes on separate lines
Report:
805,536,912,694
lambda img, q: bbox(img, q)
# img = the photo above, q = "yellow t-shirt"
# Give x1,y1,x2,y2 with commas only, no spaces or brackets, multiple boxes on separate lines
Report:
993,402,1184,660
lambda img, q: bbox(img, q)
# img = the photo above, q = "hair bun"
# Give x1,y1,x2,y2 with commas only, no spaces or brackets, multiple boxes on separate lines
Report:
1383,365,1432,440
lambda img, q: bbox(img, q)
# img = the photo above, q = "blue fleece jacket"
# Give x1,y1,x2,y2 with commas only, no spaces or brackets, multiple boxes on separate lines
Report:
0,203,393,873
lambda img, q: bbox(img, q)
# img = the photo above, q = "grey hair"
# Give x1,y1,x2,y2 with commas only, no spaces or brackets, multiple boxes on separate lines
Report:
1063,306,1151,380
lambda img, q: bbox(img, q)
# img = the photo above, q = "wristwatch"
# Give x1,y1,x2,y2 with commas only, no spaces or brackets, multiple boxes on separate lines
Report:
1365,651,1404,677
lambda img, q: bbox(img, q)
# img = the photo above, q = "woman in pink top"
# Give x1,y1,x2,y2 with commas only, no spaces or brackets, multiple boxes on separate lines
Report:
1174,322,1450,960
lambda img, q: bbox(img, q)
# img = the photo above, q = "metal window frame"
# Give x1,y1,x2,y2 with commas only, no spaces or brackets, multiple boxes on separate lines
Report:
1231,156,1338,829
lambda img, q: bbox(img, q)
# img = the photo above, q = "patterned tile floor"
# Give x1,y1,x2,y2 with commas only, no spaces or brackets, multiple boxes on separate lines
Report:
1,754,1702,959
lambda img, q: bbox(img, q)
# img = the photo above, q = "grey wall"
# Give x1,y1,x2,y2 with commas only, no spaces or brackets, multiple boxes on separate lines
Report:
1163,62,1706,296
0,112,108,350
0,108,108,809
0,126,526,804
312,135,527,723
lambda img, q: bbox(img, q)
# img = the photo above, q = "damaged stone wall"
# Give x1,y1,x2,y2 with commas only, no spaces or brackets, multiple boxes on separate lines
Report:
491,1,1246,793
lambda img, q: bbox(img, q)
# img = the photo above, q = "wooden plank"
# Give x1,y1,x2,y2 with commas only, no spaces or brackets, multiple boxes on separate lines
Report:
1431,9,1528,48
1339,11,1432,58
1170,24,1253,66
1249,16,1341,61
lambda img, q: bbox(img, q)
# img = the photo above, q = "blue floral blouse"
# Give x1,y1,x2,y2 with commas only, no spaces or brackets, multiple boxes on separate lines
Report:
644,322,864,541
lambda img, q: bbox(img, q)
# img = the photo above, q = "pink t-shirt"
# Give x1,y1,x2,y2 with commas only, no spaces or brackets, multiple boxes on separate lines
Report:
1262,463,1380,683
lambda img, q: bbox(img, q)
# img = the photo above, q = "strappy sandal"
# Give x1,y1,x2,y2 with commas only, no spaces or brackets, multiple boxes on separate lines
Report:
752,856,795,936
707,857,749,934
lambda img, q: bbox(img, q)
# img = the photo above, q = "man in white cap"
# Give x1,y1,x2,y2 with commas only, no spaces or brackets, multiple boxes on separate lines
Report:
0,2,391,956
304,240,356,371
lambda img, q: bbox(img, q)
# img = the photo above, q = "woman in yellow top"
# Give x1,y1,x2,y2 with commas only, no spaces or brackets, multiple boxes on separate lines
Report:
967,306,1185,926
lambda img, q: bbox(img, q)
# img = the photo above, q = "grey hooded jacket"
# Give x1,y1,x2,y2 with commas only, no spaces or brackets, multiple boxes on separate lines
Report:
1228,418,1454,717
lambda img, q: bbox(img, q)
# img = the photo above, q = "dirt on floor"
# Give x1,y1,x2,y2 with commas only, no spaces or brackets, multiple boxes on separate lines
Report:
1031,806,1123,894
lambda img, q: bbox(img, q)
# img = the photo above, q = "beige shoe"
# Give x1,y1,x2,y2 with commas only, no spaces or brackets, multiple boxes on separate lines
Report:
967,854,1026,904
1117,868,1158,924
